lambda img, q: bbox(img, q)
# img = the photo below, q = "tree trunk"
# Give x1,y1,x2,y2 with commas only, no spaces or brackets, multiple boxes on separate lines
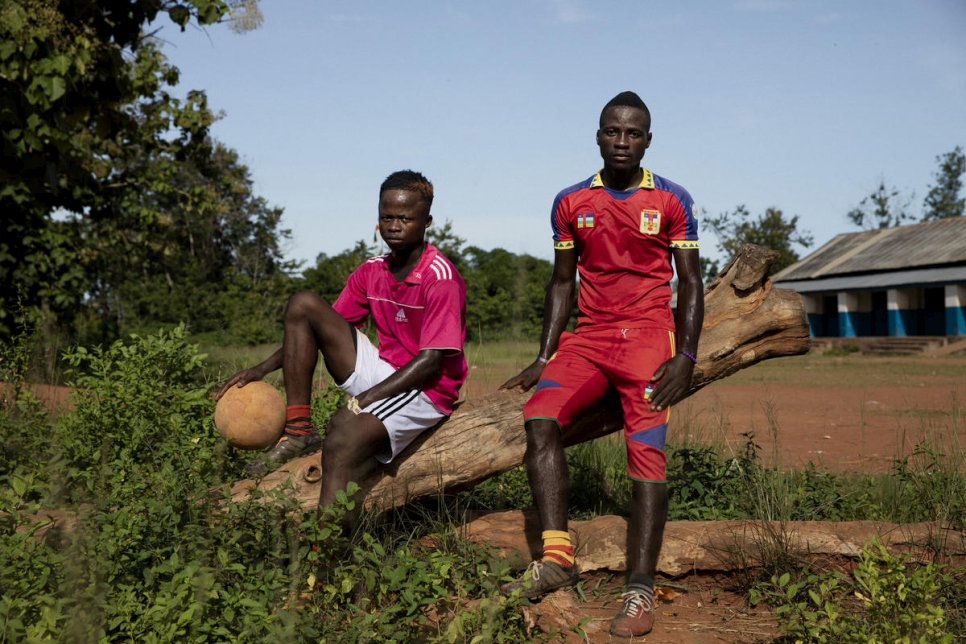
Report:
228,244,811,512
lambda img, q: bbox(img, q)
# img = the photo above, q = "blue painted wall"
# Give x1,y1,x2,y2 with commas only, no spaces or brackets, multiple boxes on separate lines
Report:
839,310,856,337
888,309,913,336
948,305,966,335
807,313,823,337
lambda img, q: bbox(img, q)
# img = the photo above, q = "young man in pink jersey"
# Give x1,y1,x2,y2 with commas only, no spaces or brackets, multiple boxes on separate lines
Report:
500,92,704,638
217,170,467,524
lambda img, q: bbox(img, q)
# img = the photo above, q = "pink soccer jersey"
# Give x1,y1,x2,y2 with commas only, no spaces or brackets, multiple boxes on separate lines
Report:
551,168,699,330
332,243,467,415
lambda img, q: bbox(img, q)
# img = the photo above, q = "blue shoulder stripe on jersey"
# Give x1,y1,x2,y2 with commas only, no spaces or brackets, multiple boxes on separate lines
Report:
550,176,595,241
652,172,700,241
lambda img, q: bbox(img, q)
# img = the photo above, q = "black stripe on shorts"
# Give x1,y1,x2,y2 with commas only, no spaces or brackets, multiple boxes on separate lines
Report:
370,389,420,421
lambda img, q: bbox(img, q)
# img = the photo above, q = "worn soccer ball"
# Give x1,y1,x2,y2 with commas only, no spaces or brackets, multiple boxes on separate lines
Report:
214,381,286,450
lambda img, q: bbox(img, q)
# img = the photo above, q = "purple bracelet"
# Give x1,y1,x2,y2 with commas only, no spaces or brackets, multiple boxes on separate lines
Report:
680,351,697,364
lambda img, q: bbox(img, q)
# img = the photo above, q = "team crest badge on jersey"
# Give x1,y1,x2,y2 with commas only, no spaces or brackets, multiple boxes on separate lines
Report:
640,209,661,235
577,213,595,228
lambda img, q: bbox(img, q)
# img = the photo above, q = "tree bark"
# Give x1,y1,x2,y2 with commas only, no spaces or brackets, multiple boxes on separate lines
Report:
228,244,811,512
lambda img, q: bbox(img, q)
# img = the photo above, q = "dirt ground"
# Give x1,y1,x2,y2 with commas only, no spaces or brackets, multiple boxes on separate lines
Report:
519,571,780,644
674,356,966,474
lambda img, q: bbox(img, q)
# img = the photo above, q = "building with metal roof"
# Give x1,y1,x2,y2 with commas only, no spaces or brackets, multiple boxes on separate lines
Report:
772,217,966,338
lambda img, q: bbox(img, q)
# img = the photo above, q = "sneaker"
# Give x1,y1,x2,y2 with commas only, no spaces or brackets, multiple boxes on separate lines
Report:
244,431,323,476
500,559,579,599
609,590,654,638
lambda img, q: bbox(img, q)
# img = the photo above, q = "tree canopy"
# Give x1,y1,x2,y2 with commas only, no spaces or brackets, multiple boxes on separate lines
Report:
922,146,965,221
704,206,814,275
0,0,273,342
846,182,914,230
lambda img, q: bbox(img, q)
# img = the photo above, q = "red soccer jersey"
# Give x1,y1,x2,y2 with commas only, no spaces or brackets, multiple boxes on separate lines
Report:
332,243,468,414
551,169,699,330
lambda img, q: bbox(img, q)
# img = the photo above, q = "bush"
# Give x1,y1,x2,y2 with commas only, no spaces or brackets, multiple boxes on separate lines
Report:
0,326,543,642
754,538,954,643
55,324,228,503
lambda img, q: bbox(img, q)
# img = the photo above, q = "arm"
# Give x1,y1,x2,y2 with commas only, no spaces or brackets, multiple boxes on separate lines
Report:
500,247,577,391
354,349,444,409
214,348,284,400
647,247,704,411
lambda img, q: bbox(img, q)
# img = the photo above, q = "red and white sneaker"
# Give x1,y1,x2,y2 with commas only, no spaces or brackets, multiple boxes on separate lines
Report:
609,589,654,638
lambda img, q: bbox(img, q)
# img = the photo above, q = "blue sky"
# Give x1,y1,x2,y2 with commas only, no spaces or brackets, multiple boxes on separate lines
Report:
160,0,966,269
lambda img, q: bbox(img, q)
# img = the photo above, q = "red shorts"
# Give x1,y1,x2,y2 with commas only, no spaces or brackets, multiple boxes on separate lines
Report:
523,327,675,482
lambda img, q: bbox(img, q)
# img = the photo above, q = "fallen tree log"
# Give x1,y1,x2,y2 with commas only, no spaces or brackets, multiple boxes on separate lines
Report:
229,244,811,511
462,510,966,576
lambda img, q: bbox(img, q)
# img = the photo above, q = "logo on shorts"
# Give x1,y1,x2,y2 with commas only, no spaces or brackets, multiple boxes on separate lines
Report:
395,309,408,323
640,210,661,235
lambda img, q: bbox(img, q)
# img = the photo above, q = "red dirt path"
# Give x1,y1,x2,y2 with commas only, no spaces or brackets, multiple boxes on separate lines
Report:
676,367,966,475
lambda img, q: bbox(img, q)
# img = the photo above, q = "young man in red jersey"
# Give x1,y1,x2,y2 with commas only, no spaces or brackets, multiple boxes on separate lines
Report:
217,170,467,524
500,92,704,638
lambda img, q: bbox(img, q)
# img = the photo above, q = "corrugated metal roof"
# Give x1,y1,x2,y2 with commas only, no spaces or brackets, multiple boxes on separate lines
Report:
773,217,966,281
774,265,966,294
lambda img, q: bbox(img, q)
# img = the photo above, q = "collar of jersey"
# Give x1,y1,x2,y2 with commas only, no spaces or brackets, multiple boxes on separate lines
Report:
379,243,436,284
589,168,654,190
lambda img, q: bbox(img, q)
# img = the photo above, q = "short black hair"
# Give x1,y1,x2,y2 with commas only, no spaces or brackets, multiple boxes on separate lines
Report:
379,170,434,207
600,91,651,127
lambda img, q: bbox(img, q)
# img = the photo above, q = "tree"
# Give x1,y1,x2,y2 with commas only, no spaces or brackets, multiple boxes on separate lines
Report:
69,126,298,345
461,247,556,340
704,206,813,275
699,257,721,285
0,0,261,339
846,182,914,230
301,241,380,305
922,146,965,221
426,220,467,273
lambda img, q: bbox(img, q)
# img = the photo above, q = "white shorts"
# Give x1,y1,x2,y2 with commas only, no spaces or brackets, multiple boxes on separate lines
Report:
336,330,445,463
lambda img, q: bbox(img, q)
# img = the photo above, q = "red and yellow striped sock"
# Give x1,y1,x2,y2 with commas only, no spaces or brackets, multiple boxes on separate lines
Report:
285,404,314,436
541,530,575,567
